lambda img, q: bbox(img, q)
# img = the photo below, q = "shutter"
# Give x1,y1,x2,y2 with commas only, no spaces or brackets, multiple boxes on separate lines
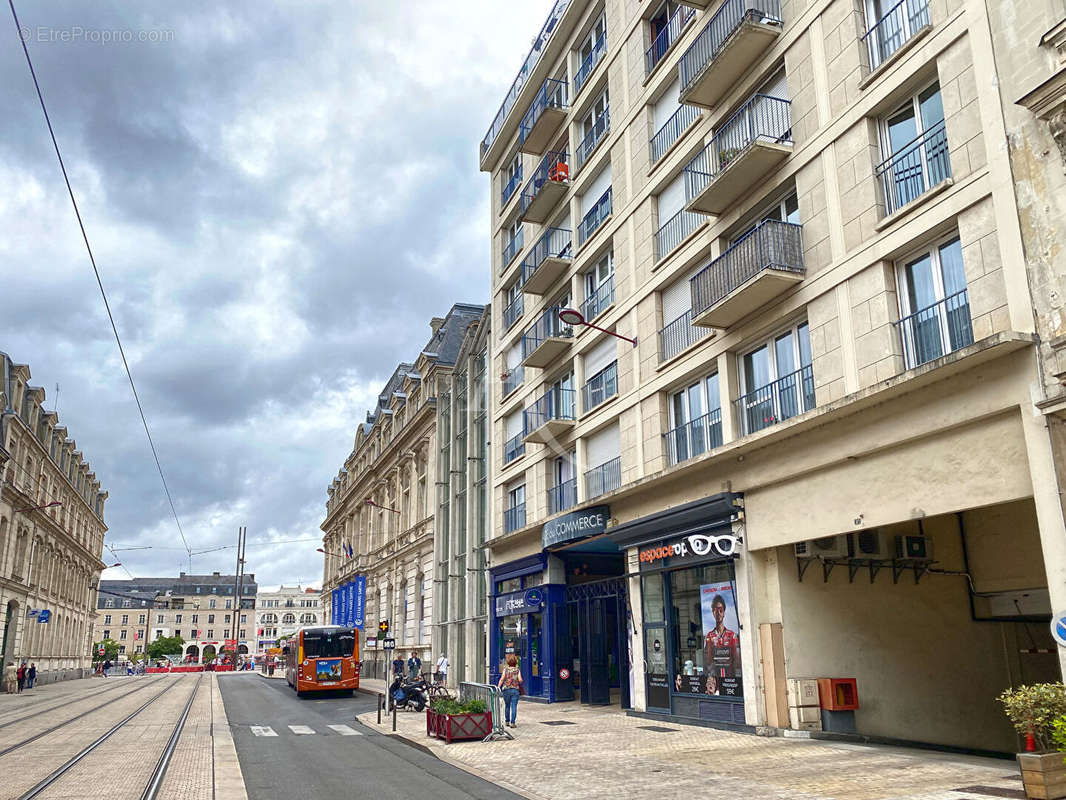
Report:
585,424,620,468
761,70,788,100
583,336,617,378
661,265,701,325
657,171,686,223
507,341,522,369
505,410,523,439
581,164,613,215
652,75,682,133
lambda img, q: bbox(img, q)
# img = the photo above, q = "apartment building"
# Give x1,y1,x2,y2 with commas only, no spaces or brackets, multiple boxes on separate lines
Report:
0,352,108,683
322,304,485,680
255,585,320,654
94,573,257,662
481,0,1065,753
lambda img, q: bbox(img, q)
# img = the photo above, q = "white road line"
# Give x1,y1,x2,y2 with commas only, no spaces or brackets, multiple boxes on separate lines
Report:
289,725,316,735
250,726,277,737
328,724,363,736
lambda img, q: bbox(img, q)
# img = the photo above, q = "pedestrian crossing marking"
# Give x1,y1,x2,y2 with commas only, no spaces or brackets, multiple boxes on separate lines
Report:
250,726,277,737
328,724,363,736
289,725,316,735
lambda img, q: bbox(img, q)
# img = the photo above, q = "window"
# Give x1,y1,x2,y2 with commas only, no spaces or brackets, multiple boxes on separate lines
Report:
121,614,128,625
208,614,215,624
207,629,213,638
576,88,609,171
582,251,614,321
863,0,930,70
104,614,112,624
103,629,111,640
175,630,181,638
139,614,146,624
666,373,722,465
549,451,577,514
737,322,814,435
240,614,247,624
585,425,621,497
175,614,181,623
659,265,711,361
191,615,198,623
574,13,606,94
209,599,216,609
668,563,741,696
582,337,618,411
502,151,523,206
283,613,296,625
223,614,230,624
878,82,948,215
119,629,127,640
505,483,526,534
896,235,972,368
732,192,800,244
105,599,114,608
503,217,524,265
226,600,232,609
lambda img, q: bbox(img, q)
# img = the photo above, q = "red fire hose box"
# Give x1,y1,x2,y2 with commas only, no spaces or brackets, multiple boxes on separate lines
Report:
817,678,858,711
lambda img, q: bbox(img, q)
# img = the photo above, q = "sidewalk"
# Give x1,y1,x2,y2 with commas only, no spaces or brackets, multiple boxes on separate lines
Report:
355,678,1023,800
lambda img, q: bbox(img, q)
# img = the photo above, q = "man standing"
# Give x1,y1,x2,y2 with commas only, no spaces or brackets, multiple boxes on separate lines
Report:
102,658,111,677
27,663,36,689
16,662,26,693
391,652,405,680
434,651,449,685
407,651,422,680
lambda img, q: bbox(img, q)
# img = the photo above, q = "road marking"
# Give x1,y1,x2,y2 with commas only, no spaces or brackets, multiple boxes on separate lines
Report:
328,724,363,736
289,725,316,735
250,726,277,737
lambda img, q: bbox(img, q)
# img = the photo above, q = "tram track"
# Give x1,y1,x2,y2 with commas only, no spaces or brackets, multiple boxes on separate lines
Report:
0,677,139,732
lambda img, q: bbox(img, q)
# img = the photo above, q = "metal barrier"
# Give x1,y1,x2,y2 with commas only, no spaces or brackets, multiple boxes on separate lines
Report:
459,681,513,742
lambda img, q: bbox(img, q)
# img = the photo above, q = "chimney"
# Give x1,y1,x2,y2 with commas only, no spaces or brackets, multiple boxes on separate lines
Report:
212,571,221,577
430,317,445,335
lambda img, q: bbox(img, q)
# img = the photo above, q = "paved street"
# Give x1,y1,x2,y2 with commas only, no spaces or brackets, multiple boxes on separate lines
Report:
219,673,522,800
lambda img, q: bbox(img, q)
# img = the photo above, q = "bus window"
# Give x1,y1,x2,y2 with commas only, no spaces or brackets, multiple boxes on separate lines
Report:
302,629,356,658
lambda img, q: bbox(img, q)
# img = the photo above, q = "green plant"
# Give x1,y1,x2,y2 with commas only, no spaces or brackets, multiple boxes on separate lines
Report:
719,146,741,168
1052,715,1066,758
430,697,488,715
998,683,1066,751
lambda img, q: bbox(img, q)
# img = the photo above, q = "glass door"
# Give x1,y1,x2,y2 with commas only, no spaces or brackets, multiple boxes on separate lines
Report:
641,575,670,711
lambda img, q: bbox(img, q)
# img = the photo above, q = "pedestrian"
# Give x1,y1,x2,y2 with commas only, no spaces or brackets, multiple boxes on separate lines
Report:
391,652,405,680
27,663,36,689
497,653,523,728
407,651,422,680
16,662,26,693
3,662,16,694
102,658,111,678
434,651,449,685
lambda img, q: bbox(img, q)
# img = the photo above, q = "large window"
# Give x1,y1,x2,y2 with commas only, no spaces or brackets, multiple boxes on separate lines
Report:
505,483,526,534
878,82,948,215
665,374,721,465
302,628,356,658
895,235,972,368
668,563,741,698
576,89,610,171
737,322,814,435
863,0,930,70
583,251,614,322
549,451,577,514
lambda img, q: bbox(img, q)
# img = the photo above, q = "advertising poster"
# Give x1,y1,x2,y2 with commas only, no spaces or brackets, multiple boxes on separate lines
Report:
699,582,742,698
316,658,341,683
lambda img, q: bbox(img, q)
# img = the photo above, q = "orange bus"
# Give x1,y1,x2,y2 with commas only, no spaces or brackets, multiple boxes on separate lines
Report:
283,626,360,696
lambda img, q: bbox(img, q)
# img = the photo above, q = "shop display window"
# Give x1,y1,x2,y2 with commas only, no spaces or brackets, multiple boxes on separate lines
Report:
668,563,742,699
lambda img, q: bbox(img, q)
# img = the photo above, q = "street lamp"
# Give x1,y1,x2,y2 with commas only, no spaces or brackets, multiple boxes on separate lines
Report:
13,500,62,514
557,308,638,346
365,498,400,514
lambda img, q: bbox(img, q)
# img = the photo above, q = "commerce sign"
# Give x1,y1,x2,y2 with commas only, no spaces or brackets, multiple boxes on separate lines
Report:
638,531,741,571
542,505,609,549
495,589,543,617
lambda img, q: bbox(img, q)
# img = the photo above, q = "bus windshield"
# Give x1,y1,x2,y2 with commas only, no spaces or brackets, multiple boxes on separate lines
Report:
302,629,356,659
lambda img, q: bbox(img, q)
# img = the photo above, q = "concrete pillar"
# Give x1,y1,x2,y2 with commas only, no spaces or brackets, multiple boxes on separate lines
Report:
718,350,740,443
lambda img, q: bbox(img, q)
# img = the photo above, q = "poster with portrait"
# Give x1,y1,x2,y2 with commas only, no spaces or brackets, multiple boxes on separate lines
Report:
699,582,743,698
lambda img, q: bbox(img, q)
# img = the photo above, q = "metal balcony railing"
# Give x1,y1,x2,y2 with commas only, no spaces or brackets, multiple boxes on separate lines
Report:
655,208,706,262
690,219,803,317
521,227,573,286
503,293,524,329
875,119,950,216
679,0,782,95
585,456,621,498
522,308,574,359
503,432,526,465
502,364,524,397
651,103,701,164
519,150,571,216
646,6,696,75
735,363,815,436
575,110,610,172
663,409,723,466
524,387,577,433
894,289,973,369
658,309,713,362
863,0,930,71
684,94,792,203
504,502,527,534
520,78,569,147
501,165,524,207
582,361,618,412
574,32,607,95
578,187,612,245
548,478,578,515
581,276,614,322
502,227,524,267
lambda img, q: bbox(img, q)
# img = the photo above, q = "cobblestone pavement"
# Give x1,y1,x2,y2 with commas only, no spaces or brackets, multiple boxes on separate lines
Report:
355,678,1024,800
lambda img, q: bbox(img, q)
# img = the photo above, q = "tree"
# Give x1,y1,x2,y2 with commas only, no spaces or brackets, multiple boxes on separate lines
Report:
92,638,119,662
147,635,185,661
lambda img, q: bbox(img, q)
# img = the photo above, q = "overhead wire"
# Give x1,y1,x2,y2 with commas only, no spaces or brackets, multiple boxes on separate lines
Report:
7,0,192,563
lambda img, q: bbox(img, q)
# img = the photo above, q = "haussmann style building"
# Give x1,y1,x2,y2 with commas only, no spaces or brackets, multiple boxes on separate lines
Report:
255,585,321,654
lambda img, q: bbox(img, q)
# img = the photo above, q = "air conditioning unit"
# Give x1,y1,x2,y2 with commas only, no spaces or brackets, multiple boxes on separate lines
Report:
895,534,933,561
849,529,891,560
794,536,848,559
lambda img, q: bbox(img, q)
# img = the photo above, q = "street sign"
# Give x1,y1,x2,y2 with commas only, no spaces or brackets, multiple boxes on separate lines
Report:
378,620,390,636
37,610,51,623
98,646,105,655
559,668,570,680
381,637,396,650
26,609,39,618
366,636,377,649
1052,610,1066,648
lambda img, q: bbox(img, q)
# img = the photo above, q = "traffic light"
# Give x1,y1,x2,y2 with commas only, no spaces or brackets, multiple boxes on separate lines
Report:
378,620,390,636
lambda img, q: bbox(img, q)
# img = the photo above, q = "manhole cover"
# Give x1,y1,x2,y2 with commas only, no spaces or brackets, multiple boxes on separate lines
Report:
540,720,577,726
952,787,1026,799
637,725,679,733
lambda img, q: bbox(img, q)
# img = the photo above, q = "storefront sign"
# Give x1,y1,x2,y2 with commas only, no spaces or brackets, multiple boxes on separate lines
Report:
638,531,740,570
495,589,543,617
366,636,377,649
542,505,610,549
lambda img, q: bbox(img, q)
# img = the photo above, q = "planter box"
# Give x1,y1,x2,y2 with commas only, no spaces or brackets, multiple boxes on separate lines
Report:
1018,752,1066,800
426,709,492,743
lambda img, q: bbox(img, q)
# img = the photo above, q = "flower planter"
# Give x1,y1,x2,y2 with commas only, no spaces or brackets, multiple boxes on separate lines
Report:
426,710,492,744
1017,752,1066,799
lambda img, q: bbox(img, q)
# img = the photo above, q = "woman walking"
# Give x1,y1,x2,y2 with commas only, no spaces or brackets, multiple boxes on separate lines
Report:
496,653,523,728
3,662,16,694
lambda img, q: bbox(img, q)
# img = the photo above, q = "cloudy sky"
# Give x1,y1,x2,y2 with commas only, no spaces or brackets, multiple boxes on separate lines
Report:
1,0,547,589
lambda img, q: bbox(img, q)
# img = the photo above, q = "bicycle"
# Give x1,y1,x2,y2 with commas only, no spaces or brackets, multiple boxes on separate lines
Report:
423,672,454,702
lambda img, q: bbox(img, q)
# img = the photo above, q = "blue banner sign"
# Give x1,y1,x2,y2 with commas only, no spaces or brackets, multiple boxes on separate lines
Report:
331,588,339,625
353,575,366,629
37,609,51,623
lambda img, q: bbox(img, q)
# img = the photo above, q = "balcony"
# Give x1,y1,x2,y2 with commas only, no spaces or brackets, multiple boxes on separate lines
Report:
690,219,804,328
575,110,610,173
655,208,706,262
523,387,576,445
651,103,701,165
735,363,815,436
501,165,523,208
578,187,612,246
659,309,713,362
581,276,614,322
520,77,569,155
504,502,527,534
678,0,783,109
895,289,973,369
519,150,571,224
582,360,618,412
503,292,524,330
521,227,573,295
863,0,930,72
585,457,621,499
663,409,723,466
504,432,526,465
501,364,524,398
574,32,607,96
684,94,792,215
521,308,573,368
646,6,696,75
548,478,578,515
502,227,524,268
875,119,950,217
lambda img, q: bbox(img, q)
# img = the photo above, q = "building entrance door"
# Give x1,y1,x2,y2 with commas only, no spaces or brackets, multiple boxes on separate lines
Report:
563,577,630,708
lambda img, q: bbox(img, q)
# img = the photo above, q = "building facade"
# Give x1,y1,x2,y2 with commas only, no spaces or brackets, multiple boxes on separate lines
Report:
94,572,257,662
255,585,320,654
322,304,484,680
481,0,1065,753
1,352,108,683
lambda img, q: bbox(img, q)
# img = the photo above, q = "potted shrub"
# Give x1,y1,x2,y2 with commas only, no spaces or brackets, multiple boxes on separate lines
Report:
999,683,1066,799
427,697,491,744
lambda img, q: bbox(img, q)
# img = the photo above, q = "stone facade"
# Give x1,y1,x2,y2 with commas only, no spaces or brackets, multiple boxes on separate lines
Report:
255,585,320,654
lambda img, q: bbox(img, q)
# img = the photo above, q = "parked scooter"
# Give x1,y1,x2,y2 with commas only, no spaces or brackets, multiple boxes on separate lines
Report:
389,675,428,712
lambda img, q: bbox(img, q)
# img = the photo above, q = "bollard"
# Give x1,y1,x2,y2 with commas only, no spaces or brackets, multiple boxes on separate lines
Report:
392,700,397,732
377,693,382,725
